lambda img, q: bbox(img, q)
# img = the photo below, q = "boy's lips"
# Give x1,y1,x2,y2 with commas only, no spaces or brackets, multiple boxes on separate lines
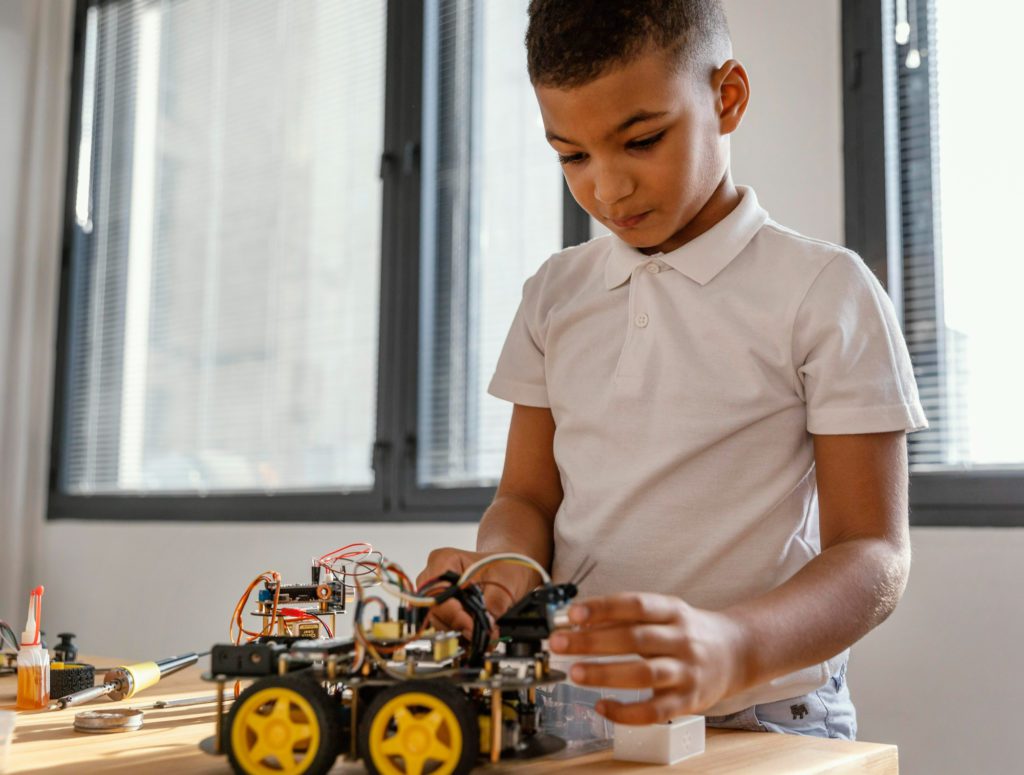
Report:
609,210,651,229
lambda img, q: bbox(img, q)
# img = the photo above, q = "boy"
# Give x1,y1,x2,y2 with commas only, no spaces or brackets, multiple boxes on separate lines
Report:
418,0,925,739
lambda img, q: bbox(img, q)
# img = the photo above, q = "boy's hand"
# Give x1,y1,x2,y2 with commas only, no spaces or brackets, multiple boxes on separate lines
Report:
547,592,746,724
416,548,542,638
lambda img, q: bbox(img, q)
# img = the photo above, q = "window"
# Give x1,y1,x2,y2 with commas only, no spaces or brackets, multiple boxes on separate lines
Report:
62,0,385,498
51,0,585,521
843,0,1024,525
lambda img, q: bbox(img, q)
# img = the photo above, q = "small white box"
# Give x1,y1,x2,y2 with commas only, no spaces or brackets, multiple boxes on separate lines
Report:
613,715,705,765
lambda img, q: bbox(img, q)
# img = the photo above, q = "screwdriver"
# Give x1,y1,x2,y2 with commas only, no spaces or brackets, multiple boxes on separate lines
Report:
54,651,207,710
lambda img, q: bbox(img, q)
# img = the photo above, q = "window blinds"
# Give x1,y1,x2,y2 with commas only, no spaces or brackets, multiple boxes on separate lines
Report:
416,0,562,488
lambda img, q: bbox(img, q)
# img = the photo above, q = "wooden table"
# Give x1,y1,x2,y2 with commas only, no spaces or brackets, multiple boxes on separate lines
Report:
0,661,898,773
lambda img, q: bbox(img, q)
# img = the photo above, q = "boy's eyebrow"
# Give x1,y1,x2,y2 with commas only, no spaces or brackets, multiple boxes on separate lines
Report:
545,110,669,146
613,110,669,135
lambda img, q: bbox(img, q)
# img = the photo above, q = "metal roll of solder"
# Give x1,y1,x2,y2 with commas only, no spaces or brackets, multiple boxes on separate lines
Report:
74,708,144,733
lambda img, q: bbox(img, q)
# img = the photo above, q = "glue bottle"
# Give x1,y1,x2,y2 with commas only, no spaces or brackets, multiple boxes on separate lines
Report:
16,586,49,710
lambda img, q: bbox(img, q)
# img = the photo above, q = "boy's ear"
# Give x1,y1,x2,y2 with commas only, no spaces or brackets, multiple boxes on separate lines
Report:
713,59,750,135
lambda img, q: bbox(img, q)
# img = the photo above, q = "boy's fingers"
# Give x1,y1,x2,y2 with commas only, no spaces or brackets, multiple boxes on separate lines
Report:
597,689,696,725
570,593,684,626
482,586,516,621
549,624,676,657
427,599,474,635
416,548,469,589
569,656,690,691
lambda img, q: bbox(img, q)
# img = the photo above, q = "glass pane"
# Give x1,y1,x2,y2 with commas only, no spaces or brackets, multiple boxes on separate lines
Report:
417,0,563,488
63,0,386,494
902,0,1024,471
930,0,1024,468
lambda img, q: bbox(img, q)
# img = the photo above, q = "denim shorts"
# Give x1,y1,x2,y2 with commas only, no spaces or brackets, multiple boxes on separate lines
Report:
705,661,857,740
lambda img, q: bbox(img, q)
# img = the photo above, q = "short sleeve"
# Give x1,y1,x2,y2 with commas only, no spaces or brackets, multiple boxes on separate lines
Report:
793,251,928,435
487,267,550,407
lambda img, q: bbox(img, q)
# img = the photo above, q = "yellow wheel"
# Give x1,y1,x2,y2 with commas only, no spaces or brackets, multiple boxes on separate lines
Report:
226,675,340,775
359,681,479,775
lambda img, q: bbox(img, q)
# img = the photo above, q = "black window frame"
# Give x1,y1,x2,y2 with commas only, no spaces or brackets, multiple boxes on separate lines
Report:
48,0,590,523
842,0,1024,527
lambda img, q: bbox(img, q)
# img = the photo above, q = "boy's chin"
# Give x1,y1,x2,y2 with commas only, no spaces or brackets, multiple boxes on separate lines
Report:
614,227,667,253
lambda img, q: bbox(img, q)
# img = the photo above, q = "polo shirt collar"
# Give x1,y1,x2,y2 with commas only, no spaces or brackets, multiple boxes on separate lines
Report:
604,186,769,289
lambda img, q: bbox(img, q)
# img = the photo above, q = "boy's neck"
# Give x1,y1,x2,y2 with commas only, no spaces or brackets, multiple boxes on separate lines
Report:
639,171,741,256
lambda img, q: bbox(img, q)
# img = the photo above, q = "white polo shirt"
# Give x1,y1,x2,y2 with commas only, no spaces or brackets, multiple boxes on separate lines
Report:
487,186,927,714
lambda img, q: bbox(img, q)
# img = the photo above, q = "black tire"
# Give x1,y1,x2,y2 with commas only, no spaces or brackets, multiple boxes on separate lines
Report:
358,680,479,775
225,674,342,775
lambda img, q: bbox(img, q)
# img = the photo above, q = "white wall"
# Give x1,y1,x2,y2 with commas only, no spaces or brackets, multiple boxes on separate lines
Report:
724,0,845,245
0,0,33,622
0,3,28,280
1,1,1018,774
39,521,476,659
853,529,1024,775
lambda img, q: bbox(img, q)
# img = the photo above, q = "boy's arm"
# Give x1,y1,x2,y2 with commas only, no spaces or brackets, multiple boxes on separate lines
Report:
551,430,910,722
417,404,562,632
725,429,910,688
477,403,563,564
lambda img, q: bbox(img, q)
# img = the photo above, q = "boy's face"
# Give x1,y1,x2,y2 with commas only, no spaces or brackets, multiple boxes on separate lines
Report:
535,48,747,255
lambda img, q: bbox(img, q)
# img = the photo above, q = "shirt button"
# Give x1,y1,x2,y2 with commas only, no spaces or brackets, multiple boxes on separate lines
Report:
635,313,649,328
645,262,660,274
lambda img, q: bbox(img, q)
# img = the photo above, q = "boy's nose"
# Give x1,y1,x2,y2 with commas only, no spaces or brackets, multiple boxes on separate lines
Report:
592,165,635,206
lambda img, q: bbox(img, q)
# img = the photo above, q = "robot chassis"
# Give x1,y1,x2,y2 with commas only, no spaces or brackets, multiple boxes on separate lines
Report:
204,558,591,775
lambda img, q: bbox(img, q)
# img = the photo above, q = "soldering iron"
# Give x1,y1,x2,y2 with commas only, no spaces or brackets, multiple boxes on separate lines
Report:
54,651,207,710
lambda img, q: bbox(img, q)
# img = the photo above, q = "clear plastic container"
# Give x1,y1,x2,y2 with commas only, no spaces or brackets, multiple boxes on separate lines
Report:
0,710,15,773
538,654,652,756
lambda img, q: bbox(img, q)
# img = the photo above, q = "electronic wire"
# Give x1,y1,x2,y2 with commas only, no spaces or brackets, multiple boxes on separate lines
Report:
315,543,386,584
349,553,547,678
458,553,551,586
373,553,550,610
350,570,465,681
229,571,282,644
228,570,282,699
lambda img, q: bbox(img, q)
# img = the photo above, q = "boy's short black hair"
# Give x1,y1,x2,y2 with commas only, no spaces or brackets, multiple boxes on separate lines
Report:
526,0,730,88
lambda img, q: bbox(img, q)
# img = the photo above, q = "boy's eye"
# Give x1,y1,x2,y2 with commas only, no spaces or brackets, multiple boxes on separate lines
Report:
628,130,666,150
555,130,665,165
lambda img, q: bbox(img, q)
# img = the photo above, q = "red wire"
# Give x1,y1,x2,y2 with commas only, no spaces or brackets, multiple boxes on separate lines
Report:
360,596,389,618
385,563,414,591
318,543,373,565
316,544,384,579
279,608,334,638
